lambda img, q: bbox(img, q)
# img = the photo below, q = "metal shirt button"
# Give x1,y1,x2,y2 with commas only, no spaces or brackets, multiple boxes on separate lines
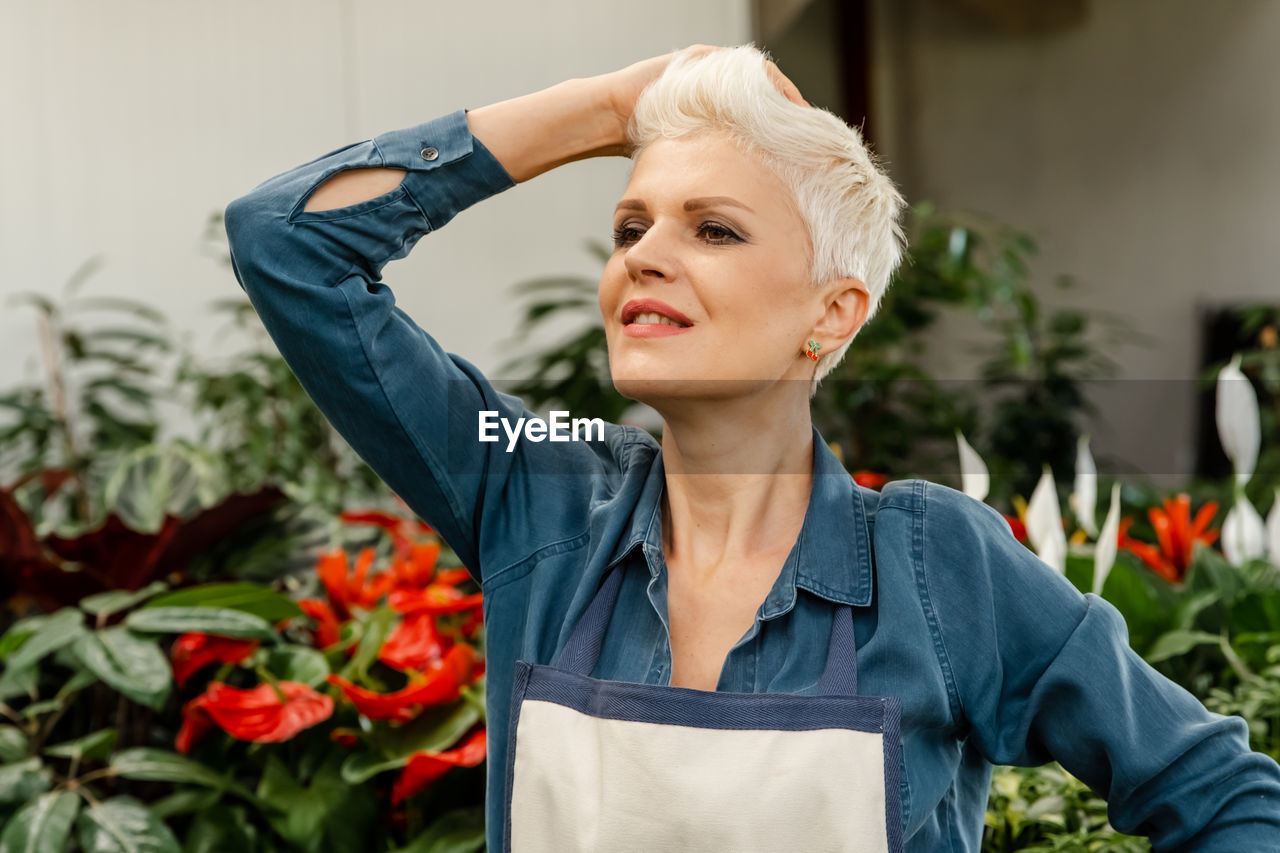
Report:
420,146,439,161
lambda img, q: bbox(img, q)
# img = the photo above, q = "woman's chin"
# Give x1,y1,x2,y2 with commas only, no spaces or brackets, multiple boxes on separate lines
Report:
612,373,775,407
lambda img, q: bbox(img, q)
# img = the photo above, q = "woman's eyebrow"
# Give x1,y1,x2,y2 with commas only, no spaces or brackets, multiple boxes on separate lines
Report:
683,196,754,213
613,196,755,213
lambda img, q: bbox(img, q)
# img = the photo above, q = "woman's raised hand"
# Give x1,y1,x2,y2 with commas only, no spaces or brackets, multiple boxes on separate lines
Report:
604,44,808,143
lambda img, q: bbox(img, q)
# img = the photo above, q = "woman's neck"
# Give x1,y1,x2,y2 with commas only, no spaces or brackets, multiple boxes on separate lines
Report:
657,394,815,584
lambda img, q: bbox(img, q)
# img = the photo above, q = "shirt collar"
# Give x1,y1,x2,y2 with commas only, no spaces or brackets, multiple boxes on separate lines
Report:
609,426,875,612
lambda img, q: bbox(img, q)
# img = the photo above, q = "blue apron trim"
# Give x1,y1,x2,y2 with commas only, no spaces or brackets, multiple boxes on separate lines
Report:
882,695,905,852
503,661,532,853
521,663,893,732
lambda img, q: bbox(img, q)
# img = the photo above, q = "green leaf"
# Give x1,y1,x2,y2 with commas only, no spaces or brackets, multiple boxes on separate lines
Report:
0,791,80,853
125,607,276,641
1174,590,1221,631
72,629,172,710
109,749,261,808
256,758,326,853
44,729,118,761
0,757,51,804
5,608,86,670
371,701,482,762
0,614,48,659
0,666,37,702
144,584,302,623
340,606,394,683
1145,629,1222,664
20,700,62,718
57,667,100,699
256,755,377,853
100,444,225,534
181,804,258,853
0,726,28,763
339,751,408,785
266,646,329,687
394,809,485,853
75,796,180,853
79,583,169,617
147,788,221,821
110,749,224,789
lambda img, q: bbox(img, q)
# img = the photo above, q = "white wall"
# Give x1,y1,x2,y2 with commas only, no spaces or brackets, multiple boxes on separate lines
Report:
0,0,751,443
869,0,1280,481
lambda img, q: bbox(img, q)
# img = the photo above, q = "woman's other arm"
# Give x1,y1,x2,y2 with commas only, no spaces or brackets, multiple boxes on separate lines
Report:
901,481,1280,849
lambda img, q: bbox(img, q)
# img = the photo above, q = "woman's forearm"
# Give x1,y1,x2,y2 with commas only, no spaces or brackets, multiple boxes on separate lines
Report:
304,75,622,213
465,75,626,182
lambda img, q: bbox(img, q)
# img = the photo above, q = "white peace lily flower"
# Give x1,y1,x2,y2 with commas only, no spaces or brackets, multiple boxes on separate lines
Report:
1267,490,1280,567
1073,434,1098,539
955,430,990,503
1216,354,1260,487
1222,491,1267,566
1026,466,1067,573
1093,482,1122,596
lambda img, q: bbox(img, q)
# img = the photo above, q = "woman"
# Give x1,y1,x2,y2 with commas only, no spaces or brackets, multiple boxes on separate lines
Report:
224,45,1280,851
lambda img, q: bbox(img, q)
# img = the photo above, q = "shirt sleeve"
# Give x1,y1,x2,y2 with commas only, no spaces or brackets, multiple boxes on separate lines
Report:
915,481,1280,850
222,110,626,580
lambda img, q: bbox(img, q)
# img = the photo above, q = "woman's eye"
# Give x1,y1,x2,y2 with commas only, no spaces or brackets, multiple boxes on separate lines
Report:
612,224,643,248
698,222,741,244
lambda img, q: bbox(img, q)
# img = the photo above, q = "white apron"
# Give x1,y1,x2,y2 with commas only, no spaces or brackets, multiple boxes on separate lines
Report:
502,566,905,852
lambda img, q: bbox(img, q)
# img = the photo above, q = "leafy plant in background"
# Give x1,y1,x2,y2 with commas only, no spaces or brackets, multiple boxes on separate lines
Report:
0,257,398,608
0,510,486,852
983,765,1149,853
0,257,172,532
174,297,387,511
499,205,1121,500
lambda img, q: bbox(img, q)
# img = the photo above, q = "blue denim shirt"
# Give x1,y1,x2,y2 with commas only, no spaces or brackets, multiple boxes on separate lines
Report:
223,109,1280,851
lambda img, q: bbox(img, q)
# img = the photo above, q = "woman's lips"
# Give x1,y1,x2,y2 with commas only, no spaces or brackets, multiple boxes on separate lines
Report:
623,322,692,337
620,299,694,337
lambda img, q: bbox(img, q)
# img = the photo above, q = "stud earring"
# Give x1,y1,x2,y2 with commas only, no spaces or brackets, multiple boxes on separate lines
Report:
805,340,822,361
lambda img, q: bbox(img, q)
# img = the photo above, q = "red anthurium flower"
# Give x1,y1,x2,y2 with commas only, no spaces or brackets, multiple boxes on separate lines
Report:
317,547,393,619
391,728,487,804
385,542,442,590
852,471,890,490
1118,494,1219,583
170,633,259,687
328,644,476,722
298,598,343,649
390,584,483,616
378,611,446,672
175,681,333,754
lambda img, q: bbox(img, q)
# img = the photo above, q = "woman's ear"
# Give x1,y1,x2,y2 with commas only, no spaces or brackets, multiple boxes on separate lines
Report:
813,278,869,344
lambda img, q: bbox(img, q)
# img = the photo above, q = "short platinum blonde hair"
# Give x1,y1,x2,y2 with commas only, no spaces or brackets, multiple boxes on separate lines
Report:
628,45,907,390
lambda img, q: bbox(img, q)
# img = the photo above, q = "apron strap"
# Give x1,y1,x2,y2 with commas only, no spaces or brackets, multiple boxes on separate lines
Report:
552,563,625,675
816,605,859,696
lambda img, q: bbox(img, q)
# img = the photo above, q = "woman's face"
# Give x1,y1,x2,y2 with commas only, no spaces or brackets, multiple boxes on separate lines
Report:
599,132,827,407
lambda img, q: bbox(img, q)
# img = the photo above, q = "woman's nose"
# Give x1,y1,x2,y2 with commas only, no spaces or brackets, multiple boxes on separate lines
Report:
622,225,677,282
